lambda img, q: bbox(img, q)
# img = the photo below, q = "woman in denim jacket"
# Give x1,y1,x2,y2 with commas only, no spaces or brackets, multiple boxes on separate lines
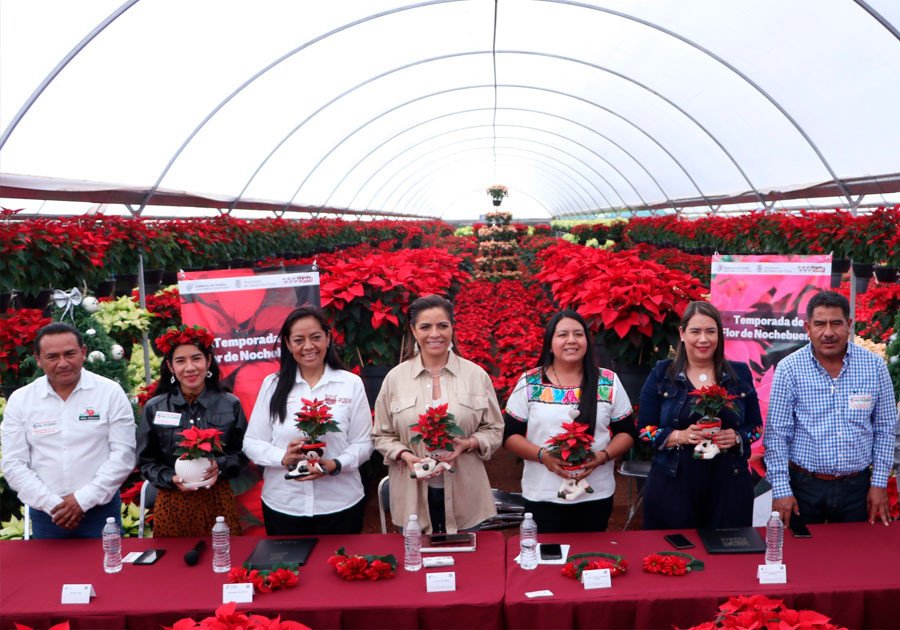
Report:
639,301,762,529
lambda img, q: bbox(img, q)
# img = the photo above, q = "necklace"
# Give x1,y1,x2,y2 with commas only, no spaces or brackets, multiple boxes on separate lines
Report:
698,372,709,383
425,366,445,379
550,365,581,388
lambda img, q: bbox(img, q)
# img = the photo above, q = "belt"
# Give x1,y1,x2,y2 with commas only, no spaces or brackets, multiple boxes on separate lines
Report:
789,461,867,481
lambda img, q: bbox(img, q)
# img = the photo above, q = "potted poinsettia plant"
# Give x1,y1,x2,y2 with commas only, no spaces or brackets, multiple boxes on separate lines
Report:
408,403,463,478
487,184,509,206
174,426,224,488
545,421,596,500
688,384,739,460
287,398,340,478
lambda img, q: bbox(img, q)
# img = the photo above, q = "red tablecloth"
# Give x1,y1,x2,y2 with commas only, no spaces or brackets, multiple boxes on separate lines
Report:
0,532,506,629
504,522,900,629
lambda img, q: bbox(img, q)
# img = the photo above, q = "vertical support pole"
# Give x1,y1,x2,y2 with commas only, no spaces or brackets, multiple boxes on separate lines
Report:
138,251,152,386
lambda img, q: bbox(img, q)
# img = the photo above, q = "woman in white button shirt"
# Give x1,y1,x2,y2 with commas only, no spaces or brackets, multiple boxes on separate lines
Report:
244,306,373,535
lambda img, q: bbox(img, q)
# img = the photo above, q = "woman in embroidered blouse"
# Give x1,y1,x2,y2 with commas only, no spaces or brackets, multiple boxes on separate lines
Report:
243,306,373,535
639,301,762,529
373,294,504,534
138,325,248,537
503,310,637,533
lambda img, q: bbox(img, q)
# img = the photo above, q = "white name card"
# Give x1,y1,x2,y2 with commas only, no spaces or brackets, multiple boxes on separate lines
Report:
581,568,612,590
61,584,95,604
525,590,554,598
426,571,456,593
122,551,143,563
223,583,254,603
757,563,787,584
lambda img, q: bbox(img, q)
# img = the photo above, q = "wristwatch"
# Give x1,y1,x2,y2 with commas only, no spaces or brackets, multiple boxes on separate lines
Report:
329,459,343,476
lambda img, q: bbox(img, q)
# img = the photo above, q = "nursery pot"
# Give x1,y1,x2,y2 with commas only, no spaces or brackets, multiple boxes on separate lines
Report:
360,365,391,410
492,198,502,206
831,258,851,274
874,266,898,283
174,457,215,489
851,262,874,279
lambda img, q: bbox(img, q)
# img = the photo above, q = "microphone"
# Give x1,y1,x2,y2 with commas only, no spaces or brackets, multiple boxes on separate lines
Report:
183,540,206,566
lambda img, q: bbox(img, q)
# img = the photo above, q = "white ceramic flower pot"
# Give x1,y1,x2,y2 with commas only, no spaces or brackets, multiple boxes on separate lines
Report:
175,457,214,489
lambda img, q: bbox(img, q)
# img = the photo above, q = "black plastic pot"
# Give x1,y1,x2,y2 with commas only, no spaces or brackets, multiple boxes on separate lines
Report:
114,273,138,297
851,262,874,279
874,266,898,283
492,199,502,207
360,365,391,411
831,258,851,274
18,289,52,309
94,279,116,298
0,292,11,314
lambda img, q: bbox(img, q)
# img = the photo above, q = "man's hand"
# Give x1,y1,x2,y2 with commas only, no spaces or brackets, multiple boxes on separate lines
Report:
50,494,85,530
867,486,891,526
772,495,799,528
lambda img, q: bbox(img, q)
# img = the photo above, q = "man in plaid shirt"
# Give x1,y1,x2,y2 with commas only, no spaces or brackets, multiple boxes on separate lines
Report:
764,291,897,527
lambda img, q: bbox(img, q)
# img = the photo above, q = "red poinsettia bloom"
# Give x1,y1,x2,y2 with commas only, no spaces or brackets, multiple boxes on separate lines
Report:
545,421,594,464
364,559,395,581
688,384,739,420
294,398,340,442
660,555,688,576
719,594,783,614
175,426,224,460
409,403,463,451
335,555,370,581
642,553,666,573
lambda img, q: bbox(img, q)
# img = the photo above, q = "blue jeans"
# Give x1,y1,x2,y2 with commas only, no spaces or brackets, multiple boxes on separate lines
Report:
789,468,869,524
29,493,122,539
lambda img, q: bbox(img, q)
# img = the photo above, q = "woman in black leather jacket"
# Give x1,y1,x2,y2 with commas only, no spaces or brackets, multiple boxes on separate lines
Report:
639,301,762,530
137,326,248,536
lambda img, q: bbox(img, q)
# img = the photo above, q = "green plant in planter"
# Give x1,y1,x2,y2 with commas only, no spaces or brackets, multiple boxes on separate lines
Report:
887,311,900,401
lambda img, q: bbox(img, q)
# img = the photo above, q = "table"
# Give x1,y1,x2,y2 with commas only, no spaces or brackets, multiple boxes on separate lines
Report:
504,523,900,629
0,532,506,629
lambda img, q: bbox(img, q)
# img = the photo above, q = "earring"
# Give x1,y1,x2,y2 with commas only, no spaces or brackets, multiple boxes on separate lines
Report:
449,341,454,351
170,376,176,384
414,342,420,355
206,370,213,378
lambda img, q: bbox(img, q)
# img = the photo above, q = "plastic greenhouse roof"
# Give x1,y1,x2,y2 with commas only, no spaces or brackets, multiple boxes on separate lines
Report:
1,0,899,221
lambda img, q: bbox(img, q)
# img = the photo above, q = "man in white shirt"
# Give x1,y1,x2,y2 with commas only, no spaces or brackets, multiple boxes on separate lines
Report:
1,323,136,538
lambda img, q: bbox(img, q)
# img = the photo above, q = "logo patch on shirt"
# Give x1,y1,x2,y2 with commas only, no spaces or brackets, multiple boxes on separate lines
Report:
325,394,338,405
78,408,101,422
337,396,352,405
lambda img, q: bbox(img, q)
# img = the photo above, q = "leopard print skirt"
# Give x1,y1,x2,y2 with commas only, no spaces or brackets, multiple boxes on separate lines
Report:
153,480,242,537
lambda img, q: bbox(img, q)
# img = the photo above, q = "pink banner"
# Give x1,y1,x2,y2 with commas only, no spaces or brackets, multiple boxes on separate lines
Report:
710,254,832,474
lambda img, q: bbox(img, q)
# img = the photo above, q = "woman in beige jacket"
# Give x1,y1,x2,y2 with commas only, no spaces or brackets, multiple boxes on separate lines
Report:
373,294,503,534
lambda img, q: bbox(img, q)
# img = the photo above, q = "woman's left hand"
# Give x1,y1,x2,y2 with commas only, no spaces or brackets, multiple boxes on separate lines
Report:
439,436,476,465
571,451,608,481
712,429,740,450
200,459,220,488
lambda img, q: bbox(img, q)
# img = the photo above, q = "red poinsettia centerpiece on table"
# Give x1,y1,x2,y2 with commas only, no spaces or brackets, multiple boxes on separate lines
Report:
328,547,397,581
227,566,299,593
562,552,628,581
545,421,596,500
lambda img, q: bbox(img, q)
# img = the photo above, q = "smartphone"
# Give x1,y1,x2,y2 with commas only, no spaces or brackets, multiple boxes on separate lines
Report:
664,533,695,549
133,549,166,565
789,518,812,538
539,543,563,560
428,533,473,546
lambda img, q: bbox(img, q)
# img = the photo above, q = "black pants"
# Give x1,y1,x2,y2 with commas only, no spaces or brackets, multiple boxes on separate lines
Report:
789,467,869,524
262,499,365,536
523,496,613,534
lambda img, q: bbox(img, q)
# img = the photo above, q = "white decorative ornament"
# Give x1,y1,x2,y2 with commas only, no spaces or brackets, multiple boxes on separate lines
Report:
85,328,96,336
81,296,100,313
87,350,106,363
110,344,125,360
568,408,581,419
890,356,898,365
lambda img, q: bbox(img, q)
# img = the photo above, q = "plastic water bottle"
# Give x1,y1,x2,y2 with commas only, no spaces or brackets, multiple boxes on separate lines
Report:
519,512,539,570
211,516,231,573
765,511,784,565
102,516,122,574
404,514,422,571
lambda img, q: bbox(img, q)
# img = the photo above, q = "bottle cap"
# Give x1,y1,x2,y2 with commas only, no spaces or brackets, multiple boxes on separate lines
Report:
216,516,225,522
106,517,115,523
524,512,533,519
771,511,779,518
409,514,418,521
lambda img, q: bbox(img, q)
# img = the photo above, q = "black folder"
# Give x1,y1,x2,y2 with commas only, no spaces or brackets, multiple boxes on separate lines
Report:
697,527,766,554
245,538,318,570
